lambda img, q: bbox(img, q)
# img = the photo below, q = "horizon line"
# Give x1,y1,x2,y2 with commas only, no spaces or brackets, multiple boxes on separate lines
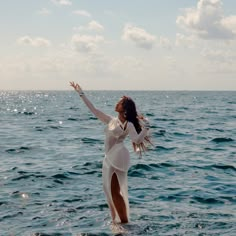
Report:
0,89,235,92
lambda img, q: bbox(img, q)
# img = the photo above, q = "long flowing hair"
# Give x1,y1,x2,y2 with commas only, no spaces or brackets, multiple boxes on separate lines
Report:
121,96,152,155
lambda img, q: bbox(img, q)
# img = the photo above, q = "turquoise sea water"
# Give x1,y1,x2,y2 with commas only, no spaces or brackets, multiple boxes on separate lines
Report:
0,91,235,236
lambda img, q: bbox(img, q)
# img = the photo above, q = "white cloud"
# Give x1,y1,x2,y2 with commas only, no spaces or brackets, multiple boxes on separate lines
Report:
73,10,91,17
37,8,51,15
73,21,104,33
51,0,72,6
175,33,197,48
159,36,172,49
201,48,228,61
221,16,236,34
112,56,144,73
201,48,236,65
17,36,51,47
71,34,104,53
122,24,156,50
88,21,104,32
176,0,236,40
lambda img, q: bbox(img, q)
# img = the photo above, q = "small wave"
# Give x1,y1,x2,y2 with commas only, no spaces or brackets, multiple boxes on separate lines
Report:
35,125,62,131
82,161,102,169
23,111,35,115
16,111,36,115
20,146,30,150
12,175,32,181
18,170,28,174
178,107,189,110
25,162,34,166
154,118,180,122
146,112,155,117
128,170,146,177
67,171,81,176
53,179,64,184
128,163,163,177
204,128,224,132
64,198,83,203
158,194,182,201
130,163,153,171
12,172,46,181
211,137,234,143
89,116,98,120
210,164,236,171
32,216,42,220
153,130,166,136
59,137,80,142
204,147,225,151
84,170,99,175
69,106,80,110
192,196,224,204
220,196,236,203
49,125,62,129
173,132,192,137
149,125,158,128
34,126,45,131
149,162,175,168
51,173,71,180
6,146,31,153
155,145,176,151
0,201,8,206
67,117,78,121
11,167,18,170
31,233,72,236
2,212,23,220
81,137,103,144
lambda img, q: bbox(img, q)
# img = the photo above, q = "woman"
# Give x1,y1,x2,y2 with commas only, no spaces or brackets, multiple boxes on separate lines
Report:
70,82,151,223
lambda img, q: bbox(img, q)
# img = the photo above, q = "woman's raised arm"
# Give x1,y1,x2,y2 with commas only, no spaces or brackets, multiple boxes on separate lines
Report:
70,81,112,124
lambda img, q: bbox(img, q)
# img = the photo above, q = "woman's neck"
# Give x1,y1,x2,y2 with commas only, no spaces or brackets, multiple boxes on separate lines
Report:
118,113,126,123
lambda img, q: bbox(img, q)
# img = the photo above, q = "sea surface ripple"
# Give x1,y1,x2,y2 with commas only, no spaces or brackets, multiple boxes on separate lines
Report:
0,91,235,235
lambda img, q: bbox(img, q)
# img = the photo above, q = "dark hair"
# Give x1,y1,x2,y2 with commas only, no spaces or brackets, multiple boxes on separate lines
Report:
121,96,141,133
121,96,151,154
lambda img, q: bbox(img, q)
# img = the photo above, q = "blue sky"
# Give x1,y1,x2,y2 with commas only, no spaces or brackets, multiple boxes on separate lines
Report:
1,0,236,90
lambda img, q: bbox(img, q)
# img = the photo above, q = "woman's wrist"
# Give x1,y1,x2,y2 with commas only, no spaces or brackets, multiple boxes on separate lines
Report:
77,90,84,97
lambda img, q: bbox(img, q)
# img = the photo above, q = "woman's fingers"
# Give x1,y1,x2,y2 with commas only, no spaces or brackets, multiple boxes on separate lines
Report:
69,81,82,92
70,81,77,89
70,81,75,87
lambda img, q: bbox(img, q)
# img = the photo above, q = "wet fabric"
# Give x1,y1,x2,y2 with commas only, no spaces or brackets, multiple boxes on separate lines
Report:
80,94,148,222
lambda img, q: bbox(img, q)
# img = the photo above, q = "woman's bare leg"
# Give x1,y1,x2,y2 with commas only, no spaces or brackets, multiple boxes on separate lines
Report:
111,173,128,223
108,201,116,222
103,184,116,221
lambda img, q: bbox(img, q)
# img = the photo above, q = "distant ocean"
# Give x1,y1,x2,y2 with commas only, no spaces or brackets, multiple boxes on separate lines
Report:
0,91,235,236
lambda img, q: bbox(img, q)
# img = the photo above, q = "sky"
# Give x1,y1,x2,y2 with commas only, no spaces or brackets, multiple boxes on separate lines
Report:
1,0,236,90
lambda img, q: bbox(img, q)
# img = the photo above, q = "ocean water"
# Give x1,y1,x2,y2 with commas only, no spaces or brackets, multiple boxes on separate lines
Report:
0,90,235,236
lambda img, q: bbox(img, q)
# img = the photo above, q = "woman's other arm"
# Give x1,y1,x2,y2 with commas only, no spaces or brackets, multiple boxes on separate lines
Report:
127,122,148,144
70,81,111,124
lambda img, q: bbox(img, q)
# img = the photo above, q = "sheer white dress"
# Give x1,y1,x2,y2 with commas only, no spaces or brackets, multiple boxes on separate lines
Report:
80,94,148,222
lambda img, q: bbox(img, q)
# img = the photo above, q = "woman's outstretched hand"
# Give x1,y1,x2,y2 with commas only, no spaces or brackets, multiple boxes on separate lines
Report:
70,81,83,94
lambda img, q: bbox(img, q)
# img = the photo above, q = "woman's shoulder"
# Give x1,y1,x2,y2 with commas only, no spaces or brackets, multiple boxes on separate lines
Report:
107,116,117,125
126,121,134,128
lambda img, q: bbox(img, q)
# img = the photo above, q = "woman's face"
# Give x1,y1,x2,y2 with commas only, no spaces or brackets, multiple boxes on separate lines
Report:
115,97,125,112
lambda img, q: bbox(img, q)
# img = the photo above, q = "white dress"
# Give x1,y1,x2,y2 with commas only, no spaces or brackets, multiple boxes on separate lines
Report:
80,94,148,222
